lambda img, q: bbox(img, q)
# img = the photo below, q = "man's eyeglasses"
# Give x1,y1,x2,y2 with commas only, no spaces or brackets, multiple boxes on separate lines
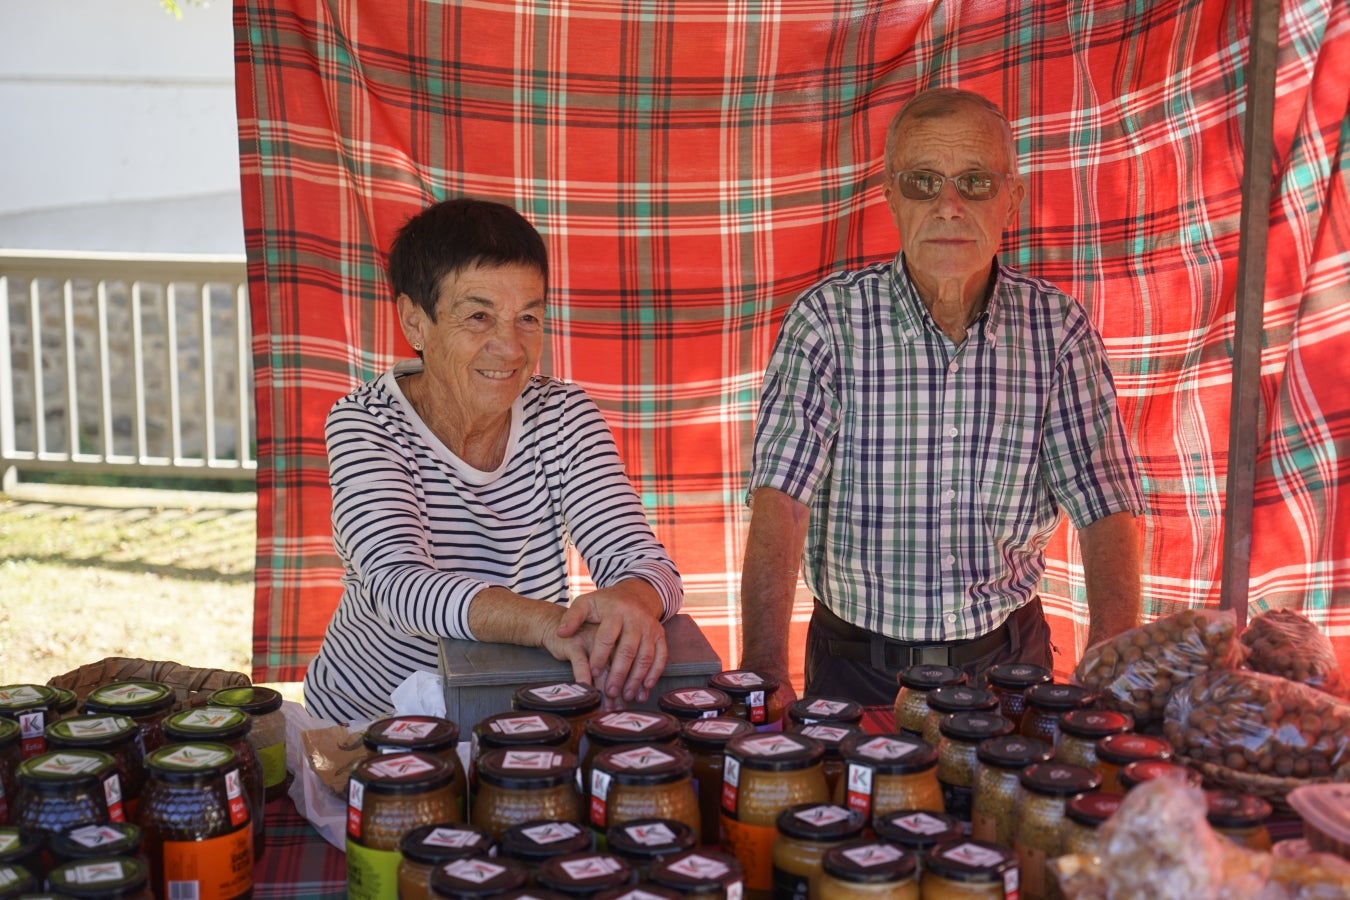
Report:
893,169,1010,202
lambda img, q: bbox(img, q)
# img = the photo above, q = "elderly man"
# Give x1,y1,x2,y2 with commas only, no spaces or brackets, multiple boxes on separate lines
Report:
739,88,1144,706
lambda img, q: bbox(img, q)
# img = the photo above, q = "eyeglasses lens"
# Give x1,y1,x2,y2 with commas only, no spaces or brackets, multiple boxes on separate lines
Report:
896,170,1003,201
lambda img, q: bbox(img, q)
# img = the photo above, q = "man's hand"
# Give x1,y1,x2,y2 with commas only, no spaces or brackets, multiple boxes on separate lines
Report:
556,580,667,704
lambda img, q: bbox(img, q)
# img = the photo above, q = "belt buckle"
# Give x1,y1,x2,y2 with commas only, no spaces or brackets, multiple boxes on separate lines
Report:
917,645,951,667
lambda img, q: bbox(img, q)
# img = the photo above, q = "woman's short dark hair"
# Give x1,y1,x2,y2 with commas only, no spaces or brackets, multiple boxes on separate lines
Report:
387,198,549,318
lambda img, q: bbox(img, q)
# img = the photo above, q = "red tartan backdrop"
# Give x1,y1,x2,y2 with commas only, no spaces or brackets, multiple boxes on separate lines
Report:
235,0,1350,688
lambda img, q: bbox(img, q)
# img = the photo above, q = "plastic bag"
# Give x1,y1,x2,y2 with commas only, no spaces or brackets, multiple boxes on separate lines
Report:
1241,608,1348,699
1072,608,1245,725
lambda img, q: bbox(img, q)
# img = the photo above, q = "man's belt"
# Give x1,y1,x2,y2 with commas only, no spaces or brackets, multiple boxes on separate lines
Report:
814,600,1012,669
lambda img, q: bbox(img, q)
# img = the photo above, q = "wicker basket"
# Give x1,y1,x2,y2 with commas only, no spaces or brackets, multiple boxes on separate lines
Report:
47,657,251,713
1189,757,1345,815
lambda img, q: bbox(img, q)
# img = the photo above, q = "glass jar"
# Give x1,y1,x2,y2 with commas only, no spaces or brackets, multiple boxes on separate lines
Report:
513,683,603,755
817,839,919,899
140,742,252,900
500,818,593,882
471,711,573,789
1205,790,1273,852
1060,791,1122,856
648,848,745,899
785,698,863,729
1118,759,1200,793
970,735,1054,848
1092,733,1172,794
679,716,752,847
161,706,265,854
605,817,696,883
49,822,145,868
82,682,176,756
208,685,289,801
721,731,828,898
430,854,529,898
46,855,154,899
771,802,865,900
0,826,40,873
894,667,967,738
580,712,682,809
0,720,21,823
13,749,124,848
1012,762,1100,900
1018,684,1097,747
921,687,999,749
364,714,467,821
935,713,1014,822
0,684,58,760
536,851,635,895
471,747,582,842
793,723,861,799
834,733,943,820
49,687,78,721
44,715,146,821
707,671,783,730
872,809,963,880
0,862,36,897
347,750,461,900
658,688,733,723
984,664,1053,724
1053,709,1132,770
590,744,700,846
398,823,494,900
921,838,1019,899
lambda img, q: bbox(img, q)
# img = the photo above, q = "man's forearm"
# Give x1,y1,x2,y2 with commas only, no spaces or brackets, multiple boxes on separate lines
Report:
738,487,810,680
1079,510,1143,646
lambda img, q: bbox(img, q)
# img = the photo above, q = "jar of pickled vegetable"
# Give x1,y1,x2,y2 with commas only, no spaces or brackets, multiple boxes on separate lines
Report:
581,712,682,808
0,720,21,823
162,706,265,855
140,742,252,900
921,687,999,749
648,848,745,899
984,663,1053,724
679,716,752,847
817,839,919,899
921,838,1019,899
1060,791,1122,856
397,823,494,900
364,714,467,821
894,667,966,737
785,698,863,729
1205,790,1273,852
0,685,58,760
590,744,700,847
13,749,124,851
935,713,1014,822
347,750,461,900
537,850,635,895
500,818,593,882
707,671,783,730
45,715,146,822
1118,759,1199,793
430,854,529,898
835,733,942,820
209,685,288,802
792,722,861,800
771,802,864,900
471,712,573,789
872,809,963,880
471,747,582,842
1092,733,1171,794
47,855,154,899
1018,685,1097,748
83,683,176,756
1012,762,1099,900
658,688,733,723
721,731,828,898
1053,709,1131,770
513,683,603,755
605,817,696,883
970,735,1053,848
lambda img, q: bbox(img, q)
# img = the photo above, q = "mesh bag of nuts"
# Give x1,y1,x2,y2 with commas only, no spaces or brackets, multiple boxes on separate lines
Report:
1240,608,1348,699
1071,608,1245,726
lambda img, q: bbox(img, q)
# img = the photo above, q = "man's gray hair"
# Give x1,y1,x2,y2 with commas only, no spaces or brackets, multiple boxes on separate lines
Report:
883,88,1021,179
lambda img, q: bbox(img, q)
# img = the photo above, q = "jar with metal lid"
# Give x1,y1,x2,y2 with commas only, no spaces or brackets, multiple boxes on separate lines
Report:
1018,684,1097,747
817,839,919,899
0,684,58,760
471,711,573,789
44,716,145,822
49,686,78,720
707,671,783,730
363,714,467,821
894,666,967,737
1205,789,1273,852
46,855,153,899
657,688,732,722
648,848,745,899
606,817,695,883
785,697,863,729
935,713,1014,821
140,742,252,900
537,850,635,895
430,854,529,898
921,687,1000,749
1012,762,1100,900
679,717,752,846
1053,709,1132,770
580,712,682,808
49,822,145,870
792,722,860,799
161,706,265,854
347,750,460,900
834,733,942,820
513,683,604,755
872,809,963,880
985,663,1052,724
1118,758,1199,793
970,735,1054,848
13,750,124,852
1092,733,1171,794
208,685,289,802
921,838,1019,899
500,818,592,882
471,747,582,842
0,720,20,823
0,862,36,898
397,823,494,900
0,827,40,873
82,683,175,756
771,802,864,900
590,744,700,846
1060,791,1122,856
721,731,827,898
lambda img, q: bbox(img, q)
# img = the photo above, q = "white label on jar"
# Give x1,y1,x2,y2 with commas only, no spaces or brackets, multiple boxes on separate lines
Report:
423,826,485,849
0,686,45,704
501,749,561,771
63,860,129,885
62,716,128,738
591,768,613,802
941,841,1005,867
800,724,851,743
690,719,744,738
845,763,874,815
794,804,853,827
175,708,243,729
719,673,764,688
560,854,623,878
727,879,744,900
32,752,106,775
623,820,678,846
0,870,15,888
440,858,507,884
600,712,665,732
892,811,950,835
491,714,551,734
668,853,731,879
842,841,903,867
857,736,921,760
17,710,45,740
158,745,231,769
522,821,583,844
671,688,721,706
804,699,850,716
95,683,163,703
739,734,801,756
348,778,365,810
528,682,590,702
366,753,438,779
379,719,439,741
0,833,16,852
608,746,677,770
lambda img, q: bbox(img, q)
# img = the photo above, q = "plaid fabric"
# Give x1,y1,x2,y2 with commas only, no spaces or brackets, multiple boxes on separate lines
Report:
236,0,1350,685
254,795,345,898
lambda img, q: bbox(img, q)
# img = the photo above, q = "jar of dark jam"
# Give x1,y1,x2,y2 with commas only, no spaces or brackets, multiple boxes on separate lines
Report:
513,683,603,755
817,838,919,898
46,855,153,899
1018,684,1097,747
208,685,289,802
140,742,252,900
1013,762,1100,900
471,747,583,842
0,862,36,897
1205,790,1273,852
985,663,1053,724
657,688,732,722
0,684,58,760
500,818,594,882
893,666,966,737
161,706,265,855
922,838,1019,899
580,712,681,806
835,733,942,820
49,822,145,868
648,848,745,899
347,750,460,899
364,715,467,820
590,744,700,847
771,802,865,900
1061,790,1123,856
430,854,529,898
82,683,176,756
792,722,861,799
785,697,863,729
0,827,40,873
537,850,635,895
1118,758,1200,793
472,712,573,788
1093,733,1172,794
935,712,1015,821
707,671,783,731
0,720,20,822
1054,709,1132,770
44,716,145,822
971,734,1054,848
398,823,495,900
13,750,124,849
871,808,963,880
679,717,752,846
605,817,696,883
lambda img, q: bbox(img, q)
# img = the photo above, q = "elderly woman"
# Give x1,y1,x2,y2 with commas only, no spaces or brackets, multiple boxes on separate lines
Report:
303,198,684,723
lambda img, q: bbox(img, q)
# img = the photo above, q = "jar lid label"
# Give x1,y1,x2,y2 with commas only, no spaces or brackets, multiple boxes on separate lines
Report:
687,718,745,738
794,804,853,827
91,683,170,704
172,707,247,730
158,744,230,770
365,753,438,780
842,841,903,867
667,853,731,880
500,749,563,771
489,714,552,735
739,734,803,756
800,724,851,742
66,824,127,849
59,859,134,885
59,716,135,738
803,699,850,716
622,821,678,846
33,752,106,775
668,688,722,706
441,858,507,884
599,712,666,733
891,812,951,835
526,682,591,702
560,855,623,879
522,821,584,845
940,842,1005,868
609,746,678,770
377,719,440,741
0,685,49,706
856,736,922,761
0,833,20,852
423,826,487,849
716,672,764,687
